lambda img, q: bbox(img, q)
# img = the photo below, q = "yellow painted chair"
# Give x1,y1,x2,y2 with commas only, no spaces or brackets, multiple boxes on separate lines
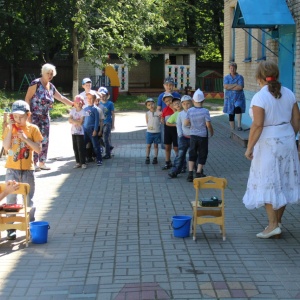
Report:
0,182,31,247
191,176,227,241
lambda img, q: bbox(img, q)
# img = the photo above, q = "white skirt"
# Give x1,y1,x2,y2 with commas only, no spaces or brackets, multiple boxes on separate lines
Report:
243,126,300,210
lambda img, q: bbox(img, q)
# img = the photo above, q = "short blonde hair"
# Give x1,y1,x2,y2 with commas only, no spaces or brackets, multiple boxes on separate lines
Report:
41,63,57,77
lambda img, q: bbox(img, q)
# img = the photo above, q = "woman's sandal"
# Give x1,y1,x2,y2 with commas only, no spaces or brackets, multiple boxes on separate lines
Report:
39,164,51,170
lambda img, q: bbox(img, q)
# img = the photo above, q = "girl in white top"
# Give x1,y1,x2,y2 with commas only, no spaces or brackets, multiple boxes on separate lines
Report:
69,95,86,168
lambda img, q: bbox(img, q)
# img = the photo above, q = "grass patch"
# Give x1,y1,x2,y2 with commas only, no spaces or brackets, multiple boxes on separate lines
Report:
114,94,148,111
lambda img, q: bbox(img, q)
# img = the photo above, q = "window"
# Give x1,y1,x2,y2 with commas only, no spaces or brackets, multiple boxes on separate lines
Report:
230,7,236,62
244,29,252,62
256,30,266,61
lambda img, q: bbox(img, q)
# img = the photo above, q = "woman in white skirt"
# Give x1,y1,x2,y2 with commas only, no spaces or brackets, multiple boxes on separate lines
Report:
243,61,300,239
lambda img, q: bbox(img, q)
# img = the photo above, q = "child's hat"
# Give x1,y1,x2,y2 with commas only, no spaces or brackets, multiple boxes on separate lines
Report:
98,87,109,95
98,87,110,99
181,95,192,102
82,78,92,85
172,96,181,102
164,77,175,84
193,89,205,102
11,100,30,114
162,92,174,100
145,98,154,104
74,95,84,105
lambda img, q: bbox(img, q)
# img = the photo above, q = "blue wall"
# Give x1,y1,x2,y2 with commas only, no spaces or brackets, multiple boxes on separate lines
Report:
242,90,256,129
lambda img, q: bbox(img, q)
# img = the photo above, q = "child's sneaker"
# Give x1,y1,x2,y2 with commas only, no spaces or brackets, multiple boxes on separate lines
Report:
162,161,172,170
145,157,150,164
152,157,158,164
73,163,81,169
168,171,177,178
7,229,16,240
187,172,193,182
196,170,206,178
81,164,87,169
97,160,103,166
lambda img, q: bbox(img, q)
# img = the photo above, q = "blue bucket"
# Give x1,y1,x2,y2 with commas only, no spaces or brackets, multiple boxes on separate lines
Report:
172,216,192,238
30,221,50,244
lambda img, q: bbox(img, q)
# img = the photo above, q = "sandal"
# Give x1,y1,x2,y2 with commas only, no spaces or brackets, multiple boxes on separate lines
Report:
34,165,41,172
39,164,51,170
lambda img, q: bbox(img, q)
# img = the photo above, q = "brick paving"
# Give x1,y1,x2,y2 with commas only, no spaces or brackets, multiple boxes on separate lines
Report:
0,110,300,299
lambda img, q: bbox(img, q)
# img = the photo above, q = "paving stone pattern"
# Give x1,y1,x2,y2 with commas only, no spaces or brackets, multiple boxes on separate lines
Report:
0,111,300,299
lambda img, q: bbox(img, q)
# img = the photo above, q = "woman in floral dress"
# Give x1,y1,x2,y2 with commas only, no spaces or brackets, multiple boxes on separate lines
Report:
25,63,73,171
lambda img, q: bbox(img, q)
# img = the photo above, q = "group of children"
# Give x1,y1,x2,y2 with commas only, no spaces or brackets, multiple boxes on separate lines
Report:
69,78,115,169
145,78,214,182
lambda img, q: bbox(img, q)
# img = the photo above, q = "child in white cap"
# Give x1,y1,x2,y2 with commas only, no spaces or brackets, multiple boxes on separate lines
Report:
184,89,214,182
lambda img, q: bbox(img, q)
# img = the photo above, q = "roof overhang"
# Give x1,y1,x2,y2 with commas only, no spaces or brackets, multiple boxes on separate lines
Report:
232,0,295,29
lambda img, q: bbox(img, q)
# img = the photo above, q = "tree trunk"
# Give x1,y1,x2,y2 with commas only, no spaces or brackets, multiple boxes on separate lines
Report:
72,26,79,98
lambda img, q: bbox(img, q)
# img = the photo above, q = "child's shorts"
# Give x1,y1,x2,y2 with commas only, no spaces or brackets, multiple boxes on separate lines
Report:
164,125,178,146
146,132,161,145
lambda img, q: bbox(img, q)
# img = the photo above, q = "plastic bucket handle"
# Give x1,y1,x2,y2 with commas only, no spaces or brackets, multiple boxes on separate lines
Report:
171,220,190,230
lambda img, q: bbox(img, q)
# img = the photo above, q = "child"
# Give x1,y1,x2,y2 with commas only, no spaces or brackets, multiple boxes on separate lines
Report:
145,98,161,164
168,95,193,178
2,100,43,240
161,93,178,170
166,97,183,127
69,95,86,169
98,87,115,159
157,77,181,149
83,91,103,166
184,89,214,182
94,96,105,145
80,78,100,108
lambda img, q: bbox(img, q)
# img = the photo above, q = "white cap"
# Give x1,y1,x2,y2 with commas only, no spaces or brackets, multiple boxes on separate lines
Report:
193,89,205,102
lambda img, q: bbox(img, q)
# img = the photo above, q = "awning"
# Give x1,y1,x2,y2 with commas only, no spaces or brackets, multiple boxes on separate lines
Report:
232,0,295,28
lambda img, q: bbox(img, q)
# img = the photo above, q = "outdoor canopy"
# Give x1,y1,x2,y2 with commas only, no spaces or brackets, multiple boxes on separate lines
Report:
232,0,295,28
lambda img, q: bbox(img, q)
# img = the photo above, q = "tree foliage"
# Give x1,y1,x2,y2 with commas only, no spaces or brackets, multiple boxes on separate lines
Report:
0,0,223,92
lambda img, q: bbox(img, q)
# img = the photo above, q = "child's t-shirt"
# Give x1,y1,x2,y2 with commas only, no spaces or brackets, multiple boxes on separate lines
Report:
3,123,43,171
83,105,100,131
177,110,191,137
186,107,211,137
70,108,85,135
161,106,174,122
146,111,160,133
99,101,114,124
167,111,179,124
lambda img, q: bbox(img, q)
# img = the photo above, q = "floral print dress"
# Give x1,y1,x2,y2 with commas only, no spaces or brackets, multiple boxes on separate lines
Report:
29,78,56,164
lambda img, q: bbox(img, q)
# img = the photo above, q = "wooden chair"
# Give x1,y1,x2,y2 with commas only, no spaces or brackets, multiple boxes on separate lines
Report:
0,183,31,247
191,176,227,241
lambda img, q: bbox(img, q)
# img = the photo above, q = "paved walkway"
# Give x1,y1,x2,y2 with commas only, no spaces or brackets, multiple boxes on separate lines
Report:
1,110,300,300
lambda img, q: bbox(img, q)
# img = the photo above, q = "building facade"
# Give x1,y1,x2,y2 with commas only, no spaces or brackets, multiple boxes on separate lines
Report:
78,47,197,94
224,0,299,127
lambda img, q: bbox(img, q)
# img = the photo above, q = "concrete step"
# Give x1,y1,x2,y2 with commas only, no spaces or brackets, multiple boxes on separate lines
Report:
230,128,250,148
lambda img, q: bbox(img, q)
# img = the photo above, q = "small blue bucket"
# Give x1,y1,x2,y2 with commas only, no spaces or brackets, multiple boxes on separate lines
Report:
30,221,50,244
172,216,192,238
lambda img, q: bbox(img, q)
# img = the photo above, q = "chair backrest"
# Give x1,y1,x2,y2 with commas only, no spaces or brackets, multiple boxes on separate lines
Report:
193,176,227,207
193,176,227,190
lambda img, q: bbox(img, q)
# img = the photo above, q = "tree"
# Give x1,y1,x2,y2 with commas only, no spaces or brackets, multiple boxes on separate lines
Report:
145,0,224,61
70,0,166,96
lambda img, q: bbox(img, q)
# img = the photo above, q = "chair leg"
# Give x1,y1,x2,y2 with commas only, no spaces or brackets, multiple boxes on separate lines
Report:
192,213,197,241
